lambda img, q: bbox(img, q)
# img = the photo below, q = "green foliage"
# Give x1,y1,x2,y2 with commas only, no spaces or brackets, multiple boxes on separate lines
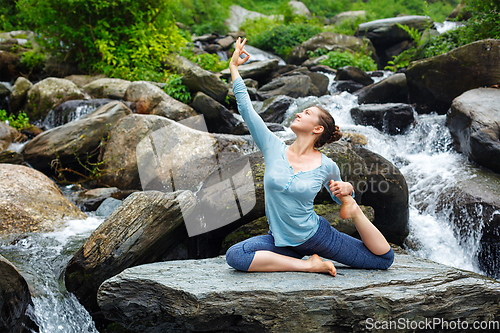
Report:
174,0,232,35
462,0,500,41
190,53,229,73
18,0,188,81
244,20,323,58
316,50,377,71
324,15,371,36
0,110,30,131
20,50,46,72
164,74,191,104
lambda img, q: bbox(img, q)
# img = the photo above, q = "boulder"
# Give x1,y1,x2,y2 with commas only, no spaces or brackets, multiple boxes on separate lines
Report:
162,54,199,75
355,15,433,45
330,10,366,25
21,101,132,177
446,88,500,173
286,68,330,96
334,80,365,93
288,1,311,17
287,32,377,65
191,92,238,133
0,82,11,97
63,74,106,88
447,0,472,21
65,190,197,322
8,77,32,113
42,98,116,129
335,66,374,86
182,66,229,104
97,250,500,333
0,255,38,333
0,50,20,81
0,164,86,234
435,169,500,280
231,122,285,135
221,59,280,82
82,78,131,100
257,95,295,124
0,150,23,164
98,114,252,191
257,75,320,99
406,39,500,114
237,45,286,66
225,5,277,32
0,122,19,151
74,187,136,211
25,78,85,121
354,73,408,104
350,103,415,135
123,81,196,121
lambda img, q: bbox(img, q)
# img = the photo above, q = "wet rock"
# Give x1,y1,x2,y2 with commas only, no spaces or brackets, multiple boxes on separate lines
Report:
97,249,500,333
258,74,320,99
335,80,365,93
309,64,337,75
406,39,500,114
0,255,39,333
287,31,377,65
8,77,32,113
21,101,132,177
0,150,23,164
350,103,415,135
124,81,197,121
239,45,286,66
182,66,229,104
0,122,20,150
257,95,295,124
335,66,374,86
356,16,432,46
82,78,131,100
98,114,252,191
42,98,116,129
354,73,408,104
95,197,122,218
0,164,86,234
221,59,280,82
65,190,196,321
447,88,500,173
26,77,85,121
191,92,238,133
74,187,136,211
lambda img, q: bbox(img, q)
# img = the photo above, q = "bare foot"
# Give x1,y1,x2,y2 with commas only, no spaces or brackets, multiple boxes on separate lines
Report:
306,254,336,276
339,195,361,220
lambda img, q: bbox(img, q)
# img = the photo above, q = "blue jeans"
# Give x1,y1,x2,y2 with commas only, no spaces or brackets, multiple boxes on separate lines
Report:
225,216,394,271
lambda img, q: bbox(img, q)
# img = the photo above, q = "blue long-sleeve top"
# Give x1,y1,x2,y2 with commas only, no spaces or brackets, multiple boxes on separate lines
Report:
233,76,352,247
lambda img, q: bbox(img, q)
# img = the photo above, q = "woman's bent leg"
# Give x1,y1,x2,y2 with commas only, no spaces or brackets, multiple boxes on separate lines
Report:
295,217,394,270
225,233,336,275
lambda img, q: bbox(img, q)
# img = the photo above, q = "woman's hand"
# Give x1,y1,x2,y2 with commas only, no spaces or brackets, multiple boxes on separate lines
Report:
329,180,353,198
229,37,250,70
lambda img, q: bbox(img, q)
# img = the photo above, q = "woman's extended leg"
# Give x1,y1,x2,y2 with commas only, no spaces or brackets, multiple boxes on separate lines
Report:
338,195,391,255
225,233,336,276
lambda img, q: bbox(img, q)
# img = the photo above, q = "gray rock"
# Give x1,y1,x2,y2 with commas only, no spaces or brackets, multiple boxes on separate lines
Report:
350,103,415,135
356,15,433,45
335,66,374,86
22,101,132,176
191,92,238,133
0,164,86,234
0,122,19,151
42,98,116,129
330,10,366,25
162,54,199,75
288,1,311,17
354,73,408,104
124,80,196,121
98,114,253,191
216,35,235,49
26,77,85,121
406,39,500,114
258,75,319,99
97,250,500,333
65,190,197,320
82,78,131,100
221,59,281,81
287,32,377,65
334,80,364,93
0,255,38,333
95,197,122,217
240,45,286,66
0,82,12,97
182,66,229,103
447,88,500,173
447,0,472,21
258,95,295,124
63,74,106,88
8,77,32,113
225,5,278,32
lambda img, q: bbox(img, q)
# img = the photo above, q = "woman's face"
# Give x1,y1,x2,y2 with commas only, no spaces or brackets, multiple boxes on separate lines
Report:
290,106,323,135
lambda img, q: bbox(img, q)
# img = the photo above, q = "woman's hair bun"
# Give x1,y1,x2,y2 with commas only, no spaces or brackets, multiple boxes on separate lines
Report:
328,125,342,143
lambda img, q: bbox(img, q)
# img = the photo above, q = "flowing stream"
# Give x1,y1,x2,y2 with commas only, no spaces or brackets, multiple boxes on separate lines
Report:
2,72,499,331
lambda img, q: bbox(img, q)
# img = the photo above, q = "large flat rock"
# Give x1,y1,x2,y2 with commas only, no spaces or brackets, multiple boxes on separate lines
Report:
98,248,500,332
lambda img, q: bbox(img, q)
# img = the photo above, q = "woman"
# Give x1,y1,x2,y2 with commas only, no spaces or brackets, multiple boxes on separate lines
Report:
225,37,394,276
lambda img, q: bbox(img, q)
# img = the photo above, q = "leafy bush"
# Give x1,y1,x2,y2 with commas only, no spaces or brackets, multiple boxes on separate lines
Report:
164,74,191,104
20,50,46,73
18,0,188,81
316,50,377,71
0,109,30,131
190,53,229,73
173,0,232,35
